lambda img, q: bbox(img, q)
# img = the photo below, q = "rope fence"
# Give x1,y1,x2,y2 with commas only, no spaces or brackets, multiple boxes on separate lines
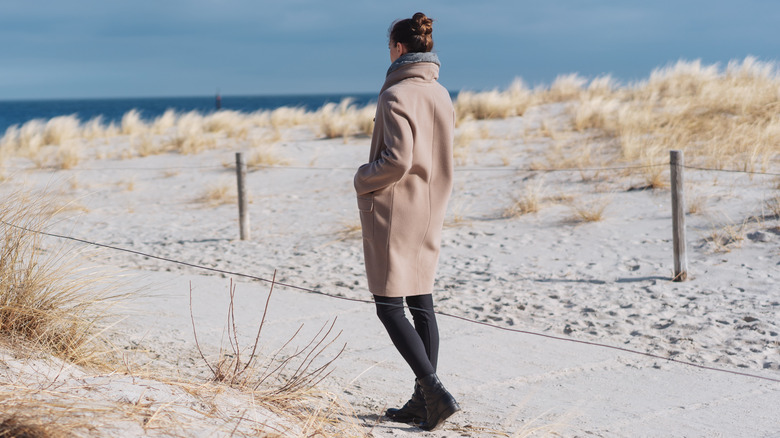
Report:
2,161,780,176
1,219,778,385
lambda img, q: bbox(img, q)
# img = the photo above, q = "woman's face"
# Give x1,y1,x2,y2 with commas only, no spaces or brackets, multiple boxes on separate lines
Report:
389,40,407,62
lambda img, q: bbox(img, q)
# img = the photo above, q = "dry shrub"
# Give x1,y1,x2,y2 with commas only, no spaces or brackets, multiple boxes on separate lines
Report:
189,277,348,424
0,190,121,366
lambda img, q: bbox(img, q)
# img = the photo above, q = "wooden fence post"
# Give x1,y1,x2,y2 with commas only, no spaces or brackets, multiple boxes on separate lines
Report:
236,152,250,240
670,150,687,281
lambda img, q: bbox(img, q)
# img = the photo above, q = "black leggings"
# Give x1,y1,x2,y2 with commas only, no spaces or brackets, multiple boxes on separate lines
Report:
374,294,439,379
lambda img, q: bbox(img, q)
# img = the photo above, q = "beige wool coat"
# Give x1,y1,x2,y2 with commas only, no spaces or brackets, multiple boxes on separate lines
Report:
354,59,455,297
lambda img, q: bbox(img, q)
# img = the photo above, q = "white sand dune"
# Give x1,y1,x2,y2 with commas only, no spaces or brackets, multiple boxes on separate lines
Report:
1,112,778,436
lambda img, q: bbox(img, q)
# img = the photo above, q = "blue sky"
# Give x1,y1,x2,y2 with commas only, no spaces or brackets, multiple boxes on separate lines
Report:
1,0,778,100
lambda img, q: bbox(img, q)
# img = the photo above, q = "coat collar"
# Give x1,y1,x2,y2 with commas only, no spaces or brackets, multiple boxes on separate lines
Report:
381,53,441,94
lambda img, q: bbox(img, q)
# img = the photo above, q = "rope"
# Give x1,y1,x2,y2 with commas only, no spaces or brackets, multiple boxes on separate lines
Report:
3,161,779,176
681,165,780,176
2,219,778,384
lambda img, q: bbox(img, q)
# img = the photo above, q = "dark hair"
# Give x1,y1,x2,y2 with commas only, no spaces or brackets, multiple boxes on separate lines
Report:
389,12,434,53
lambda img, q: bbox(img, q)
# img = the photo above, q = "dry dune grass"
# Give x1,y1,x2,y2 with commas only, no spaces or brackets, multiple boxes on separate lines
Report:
3,57,777,176
0,100,375,165
570,198,611,223
196,181,237,207
0,190,122,367
247,143,289,168
570,57,780,170
455,78,534,123
451,57,780,173
318,99,376,140
504,178,545,218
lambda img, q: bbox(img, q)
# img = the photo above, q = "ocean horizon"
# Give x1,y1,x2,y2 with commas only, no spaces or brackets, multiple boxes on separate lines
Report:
0,93,386,134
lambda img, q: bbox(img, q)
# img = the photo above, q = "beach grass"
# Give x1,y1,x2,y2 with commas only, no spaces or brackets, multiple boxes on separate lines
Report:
0,189,123,367
2,57,777,175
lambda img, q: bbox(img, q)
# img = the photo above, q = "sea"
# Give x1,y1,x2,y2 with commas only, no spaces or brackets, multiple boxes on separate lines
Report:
0,93,379,134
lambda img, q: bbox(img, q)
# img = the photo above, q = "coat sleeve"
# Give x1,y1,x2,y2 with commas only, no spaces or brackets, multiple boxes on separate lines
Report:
354,97,414,196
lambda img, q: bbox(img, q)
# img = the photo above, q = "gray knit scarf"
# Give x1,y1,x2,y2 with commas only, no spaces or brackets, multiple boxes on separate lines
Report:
386,52,440,76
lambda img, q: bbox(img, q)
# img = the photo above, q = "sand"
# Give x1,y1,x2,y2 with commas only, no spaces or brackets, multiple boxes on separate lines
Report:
1,109,778,437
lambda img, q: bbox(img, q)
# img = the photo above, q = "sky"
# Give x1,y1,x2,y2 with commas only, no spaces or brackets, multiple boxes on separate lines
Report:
1,0,779,100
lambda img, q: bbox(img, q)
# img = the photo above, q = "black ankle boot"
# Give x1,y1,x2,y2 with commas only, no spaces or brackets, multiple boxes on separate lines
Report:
414,374,460,431
385,382,426,423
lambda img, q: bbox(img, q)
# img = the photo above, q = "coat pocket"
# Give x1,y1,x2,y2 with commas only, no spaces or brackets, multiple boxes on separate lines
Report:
356,196,374,240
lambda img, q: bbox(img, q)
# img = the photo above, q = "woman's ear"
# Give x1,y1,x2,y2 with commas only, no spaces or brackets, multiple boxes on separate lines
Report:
396,41,408,56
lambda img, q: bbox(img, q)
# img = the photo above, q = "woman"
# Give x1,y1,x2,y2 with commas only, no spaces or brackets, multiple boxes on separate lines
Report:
354,12,459,431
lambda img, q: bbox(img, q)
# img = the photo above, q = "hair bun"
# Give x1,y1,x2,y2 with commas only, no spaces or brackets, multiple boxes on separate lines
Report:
412,12,433,36
389,12,434,52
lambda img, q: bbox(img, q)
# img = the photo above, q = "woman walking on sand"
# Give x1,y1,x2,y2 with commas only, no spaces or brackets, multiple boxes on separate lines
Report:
354,12,459,431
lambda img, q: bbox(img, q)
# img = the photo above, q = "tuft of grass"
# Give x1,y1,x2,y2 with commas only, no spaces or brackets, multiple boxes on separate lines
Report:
455,78,533,124
43,115,81,147
687,195,708,215
150,109,177,135
570,198,610,223
120,109,147,136
543,73,586,102
169,111,215,154
270,106,309,129
318,99,376,140
0,190,122,366
504,179,544,217
245,138,290,169
196,181,236,206
707,220,747,252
